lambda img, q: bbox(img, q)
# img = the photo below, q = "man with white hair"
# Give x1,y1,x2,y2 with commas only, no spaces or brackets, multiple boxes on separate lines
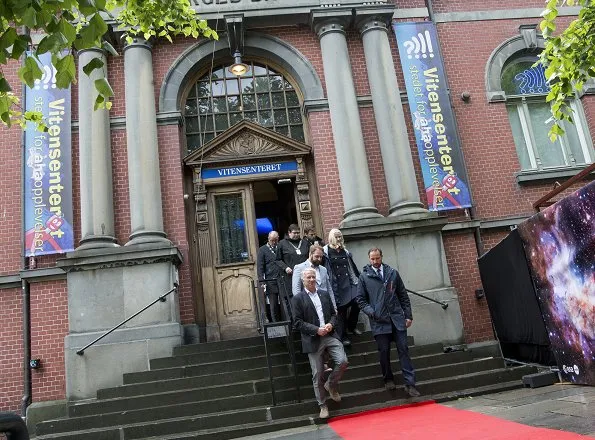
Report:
292,268,348,419
292,244,336,311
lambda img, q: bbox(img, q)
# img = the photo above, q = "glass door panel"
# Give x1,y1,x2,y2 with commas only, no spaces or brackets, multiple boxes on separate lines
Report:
214,193,249,264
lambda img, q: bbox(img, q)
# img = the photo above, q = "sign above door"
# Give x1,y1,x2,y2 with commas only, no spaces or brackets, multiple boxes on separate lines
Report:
202,161,298,180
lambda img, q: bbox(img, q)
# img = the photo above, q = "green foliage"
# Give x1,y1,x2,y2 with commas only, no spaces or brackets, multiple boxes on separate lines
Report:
0,0,217,130
539,0,595,141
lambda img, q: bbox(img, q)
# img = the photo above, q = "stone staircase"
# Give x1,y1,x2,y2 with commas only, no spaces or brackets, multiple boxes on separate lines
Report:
33,332,535,439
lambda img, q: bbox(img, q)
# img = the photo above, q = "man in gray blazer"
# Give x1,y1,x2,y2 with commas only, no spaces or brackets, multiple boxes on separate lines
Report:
292,244,337,311
292,268,348,419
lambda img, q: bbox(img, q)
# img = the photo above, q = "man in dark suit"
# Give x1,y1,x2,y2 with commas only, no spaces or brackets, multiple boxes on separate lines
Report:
292,268,348,419
276,224,309,297
257,231,282,322
356,247,421,397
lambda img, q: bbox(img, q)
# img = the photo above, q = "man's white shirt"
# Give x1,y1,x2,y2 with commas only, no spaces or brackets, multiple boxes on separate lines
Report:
306,288,326,327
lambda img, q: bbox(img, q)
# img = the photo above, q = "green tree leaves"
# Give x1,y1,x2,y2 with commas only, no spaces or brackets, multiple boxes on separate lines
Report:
19,56,43,88
539,0,595,140
0,0,217,130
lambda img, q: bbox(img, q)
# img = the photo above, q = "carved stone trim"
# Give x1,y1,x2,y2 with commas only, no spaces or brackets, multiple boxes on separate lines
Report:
57,244,183,273
208,131,294,160
184,120,311,166
295,159,313,232
193,168,213,268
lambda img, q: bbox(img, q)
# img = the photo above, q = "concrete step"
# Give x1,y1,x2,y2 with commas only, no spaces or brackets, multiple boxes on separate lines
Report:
101,349,484,400
172,336,266,354
268,365,536,419
35,366,535,440
142,416,312,440
260,356,505,396
125,342,443,385
138,379,529,440
149,341,444,370
70,356,501,419
39,394,272,435
36,405,270,440
172,333,414,357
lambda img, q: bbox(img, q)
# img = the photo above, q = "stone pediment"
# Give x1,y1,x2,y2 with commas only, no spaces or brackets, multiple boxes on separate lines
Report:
183,120,311,167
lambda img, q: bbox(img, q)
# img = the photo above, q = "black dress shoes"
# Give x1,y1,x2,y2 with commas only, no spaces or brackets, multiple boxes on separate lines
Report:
351,328,363,336
342,338,352,347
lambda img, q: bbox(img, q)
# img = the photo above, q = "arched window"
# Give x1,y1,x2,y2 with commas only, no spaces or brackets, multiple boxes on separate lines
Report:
184,62,305,153
502,53,593,171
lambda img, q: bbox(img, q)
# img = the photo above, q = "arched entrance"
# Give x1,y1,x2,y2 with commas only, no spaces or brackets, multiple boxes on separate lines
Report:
184,120,319,341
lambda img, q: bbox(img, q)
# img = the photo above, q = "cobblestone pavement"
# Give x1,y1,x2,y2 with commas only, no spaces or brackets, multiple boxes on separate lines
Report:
235,384,594,440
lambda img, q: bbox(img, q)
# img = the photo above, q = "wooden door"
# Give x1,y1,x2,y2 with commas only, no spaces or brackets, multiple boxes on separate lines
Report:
208,183,259,339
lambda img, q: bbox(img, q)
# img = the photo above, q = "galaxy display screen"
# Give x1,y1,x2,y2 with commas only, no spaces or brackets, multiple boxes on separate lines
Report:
517,181,595,385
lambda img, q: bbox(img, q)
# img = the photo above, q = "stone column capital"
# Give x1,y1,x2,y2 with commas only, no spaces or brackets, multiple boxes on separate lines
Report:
122,35,153,52
77,47,107,57
310,9,352,39
356,16,390,36
354,6,394,35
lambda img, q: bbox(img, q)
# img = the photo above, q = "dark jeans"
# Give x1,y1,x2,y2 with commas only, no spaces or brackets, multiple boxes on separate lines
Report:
337,298,360,340
374,324,416,386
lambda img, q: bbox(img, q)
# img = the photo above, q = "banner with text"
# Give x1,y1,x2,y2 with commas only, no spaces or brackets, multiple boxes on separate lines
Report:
393,22,471,211
23,52,74,256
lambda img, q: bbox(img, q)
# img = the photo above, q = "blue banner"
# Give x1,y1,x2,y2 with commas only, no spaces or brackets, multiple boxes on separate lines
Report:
393,22,472,211
202,161,298,179
24,52,74,256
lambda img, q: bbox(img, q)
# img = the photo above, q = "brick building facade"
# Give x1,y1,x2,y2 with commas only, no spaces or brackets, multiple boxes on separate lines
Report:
1,0,592,416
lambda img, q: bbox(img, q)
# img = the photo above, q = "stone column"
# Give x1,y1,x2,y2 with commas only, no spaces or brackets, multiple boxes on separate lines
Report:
357,11,427,217
123,38,168,244
312,12,382,223
77,48,118,249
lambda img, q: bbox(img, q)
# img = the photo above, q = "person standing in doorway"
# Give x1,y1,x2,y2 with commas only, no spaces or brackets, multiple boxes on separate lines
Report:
304,227,325,247
257,231,282,322
276,224,309,298
324,228,361,347
356,247,421,397
292,268,348,419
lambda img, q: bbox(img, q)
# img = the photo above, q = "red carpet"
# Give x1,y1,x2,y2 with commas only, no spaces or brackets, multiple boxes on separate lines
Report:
328,402,592,440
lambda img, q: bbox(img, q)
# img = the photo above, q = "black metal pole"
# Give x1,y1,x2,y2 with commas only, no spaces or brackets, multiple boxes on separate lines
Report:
76,287,177,355
21,279,31,417
252,279,263,332
425,0,435,22
406,288,448,309
20,25,32,417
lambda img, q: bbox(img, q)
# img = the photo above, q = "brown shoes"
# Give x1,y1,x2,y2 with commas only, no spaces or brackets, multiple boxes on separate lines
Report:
324,382,341,402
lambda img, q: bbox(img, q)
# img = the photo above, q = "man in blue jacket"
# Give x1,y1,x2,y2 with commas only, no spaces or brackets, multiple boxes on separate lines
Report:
356,247,421,397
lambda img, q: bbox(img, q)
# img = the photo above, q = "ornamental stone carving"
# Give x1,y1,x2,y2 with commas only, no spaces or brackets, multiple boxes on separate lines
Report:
208,132,293,160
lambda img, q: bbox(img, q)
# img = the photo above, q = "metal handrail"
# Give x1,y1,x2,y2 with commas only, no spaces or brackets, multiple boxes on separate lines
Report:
76,284,178,356
406,288,449,310
252,277,301,406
